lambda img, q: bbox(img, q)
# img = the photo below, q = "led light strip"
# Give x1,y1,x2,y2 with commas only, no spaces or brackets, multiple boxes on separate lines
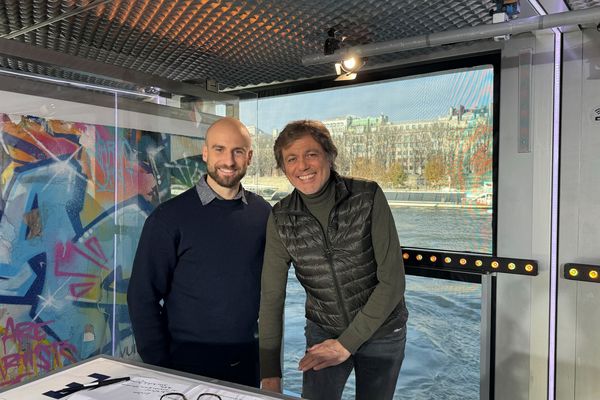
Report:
527,2,561,400
402,248,538,276
564,263,600,282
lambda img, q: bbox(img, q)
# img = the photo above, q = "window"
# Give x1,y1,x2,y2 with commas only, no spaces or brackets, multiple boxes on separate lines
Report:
241,63,495,399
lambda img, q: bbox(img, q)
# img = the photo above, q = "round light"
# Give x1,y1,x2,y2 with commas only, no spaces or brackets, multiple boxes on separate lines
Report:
568,268,578,277
430,255,437,262
459,258,467,265
508,263,516,270
403,253,409,260
444,257,452,263
525,264,534,272
589,270,598,279
341,57,357,70
491,261,499,269
475,260,483,267
416,254,423,261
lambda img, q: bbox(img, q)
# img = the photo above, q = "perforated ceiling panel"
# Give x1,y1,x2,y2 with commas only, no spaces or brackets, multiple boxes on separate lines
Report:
0,0,598,90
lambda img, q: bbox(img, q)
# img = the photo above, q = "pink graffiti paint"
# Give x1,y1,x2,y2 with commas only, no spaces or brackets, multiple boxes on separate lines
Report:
54,241,109,278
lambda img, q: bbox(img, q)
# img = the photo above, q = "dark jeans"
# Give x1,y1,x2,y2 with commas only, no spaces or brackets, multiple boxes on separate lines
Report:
169,340,259,388
302,321,406,400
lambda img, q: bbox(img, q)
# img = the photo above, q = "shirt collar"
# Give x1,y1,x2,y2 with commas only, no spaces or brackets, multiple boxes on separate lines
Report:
195,174,248,205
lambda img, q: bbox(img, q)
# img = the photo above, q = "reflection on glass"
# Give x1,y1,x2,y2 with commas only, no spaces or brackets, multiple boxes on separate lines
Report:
282,274,481,400
241,66,493,399
398,276,481,399
0,110,205,386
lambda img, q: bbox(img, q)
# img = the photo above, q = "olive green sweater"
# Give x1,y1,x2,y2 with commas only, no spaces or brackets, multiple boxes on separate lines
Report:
259,177,406,379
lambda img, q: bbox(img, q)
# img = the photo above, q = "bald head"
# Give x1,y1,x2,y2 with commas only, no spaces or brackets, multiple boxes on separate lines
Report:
202,117,253,198
206,117,252,147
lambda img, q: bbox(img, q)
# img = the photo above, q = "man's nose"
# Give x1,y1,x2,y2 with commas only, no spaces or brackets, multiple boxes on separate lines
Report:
223,151,236,165
298,157,309,170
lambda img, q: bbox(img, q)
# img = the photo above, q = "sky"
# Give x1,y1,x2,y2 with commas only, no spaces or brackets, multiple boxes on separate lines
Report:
239,66,494,134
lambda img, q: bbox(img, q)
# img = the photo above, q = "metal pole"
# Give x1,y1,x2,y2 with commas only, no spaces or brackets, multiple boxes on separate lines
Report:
1,0,114,39
302,6,600,66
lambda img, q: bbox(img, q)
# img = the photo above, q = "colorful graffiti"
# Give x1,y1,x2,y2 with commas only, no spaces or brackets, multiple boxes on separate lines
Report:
0,113,204,386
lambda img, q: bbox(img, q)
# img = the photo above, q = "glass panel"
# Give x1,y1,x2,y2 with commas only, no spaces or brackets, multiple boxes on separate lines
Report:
113,94,256,362
0,83,120,387
398,275,481,399
240,65,493,399
0,73,246,386
283,275,482,399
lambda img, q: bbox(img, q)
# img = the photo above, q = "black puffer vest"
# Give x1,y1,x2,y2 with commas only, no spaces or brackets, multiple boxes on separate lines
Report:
272,173,406,336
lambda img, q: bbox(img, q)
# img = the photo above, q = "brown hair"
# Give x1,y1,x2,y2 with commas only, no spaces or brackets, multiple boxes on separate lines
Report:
274,120,338,171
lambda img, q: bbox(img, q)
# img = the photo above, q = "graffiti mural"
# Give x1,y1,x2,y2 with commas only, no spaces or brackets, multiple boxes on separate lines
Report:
0,113,204,386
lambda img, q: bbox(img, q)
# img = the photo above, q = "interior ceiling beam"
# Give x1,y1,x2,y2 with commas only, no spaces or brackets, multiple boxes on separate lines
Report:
0,74,221,131
224,41,503,93
530,0,579,32
534,0,570,14
0,38,237,102
302,6,600,66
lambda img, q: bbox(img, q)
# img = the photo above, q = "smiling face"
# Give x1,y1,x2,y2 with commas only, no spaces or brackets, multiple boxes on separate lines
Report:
202,118,252,194
281,134,332,195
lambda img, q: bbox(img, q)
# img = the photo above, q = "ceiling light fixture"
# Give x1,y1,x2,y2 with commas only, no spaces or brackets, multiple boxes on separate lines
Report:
334,56,366,81
324,28,367,81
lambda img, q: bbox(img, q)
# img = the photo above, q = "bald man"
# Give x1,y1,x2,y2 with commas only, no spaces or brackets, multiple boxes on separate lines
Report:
127,117,271,387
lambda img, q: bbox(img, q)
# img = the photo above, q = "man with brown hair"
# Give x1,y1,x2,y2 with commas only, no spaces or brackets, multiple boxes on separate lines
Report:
259,120,408,399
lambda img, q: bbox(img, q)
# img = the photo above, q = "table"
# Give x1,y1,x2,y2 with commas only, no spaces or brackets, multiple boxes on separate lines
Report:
0,355,300,400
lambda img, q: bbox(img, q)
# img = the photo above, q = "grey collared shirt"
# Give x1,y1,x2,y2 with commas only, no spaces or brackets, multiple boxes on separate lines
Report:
195,174,248,205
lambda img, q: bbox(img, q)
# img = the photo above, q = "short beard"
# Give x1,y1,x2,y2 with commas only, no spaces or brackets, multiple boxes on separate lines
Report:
207,166,246,188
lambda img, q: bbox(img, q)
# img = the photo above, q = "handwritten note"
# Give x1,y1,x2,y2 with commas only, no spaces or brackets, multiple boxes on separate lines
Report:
66,376,193,400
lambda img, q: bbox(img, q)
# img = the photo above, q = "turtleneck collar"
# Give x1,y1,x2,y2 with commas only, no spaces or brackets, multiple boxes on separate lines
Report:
298,174,335,206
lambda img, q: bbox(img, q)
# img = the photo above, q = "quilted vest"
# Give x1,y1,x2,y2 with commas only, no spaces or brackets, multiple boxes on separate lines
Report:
272,173,406,336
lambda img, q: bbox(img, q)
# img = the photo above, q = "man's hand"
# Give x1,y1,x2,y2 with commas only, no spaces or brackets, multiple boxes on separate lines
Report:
261,377,282,393
298,339,351,371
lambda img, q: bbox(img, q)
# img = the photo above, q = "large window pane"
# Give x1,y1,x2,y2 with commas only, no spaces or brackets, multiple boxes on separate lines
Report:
241,65,494,399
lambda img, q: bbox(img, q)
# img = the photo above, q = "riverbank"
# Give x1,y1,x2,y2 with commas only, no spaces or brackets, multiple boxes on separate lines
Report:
243,176,491,209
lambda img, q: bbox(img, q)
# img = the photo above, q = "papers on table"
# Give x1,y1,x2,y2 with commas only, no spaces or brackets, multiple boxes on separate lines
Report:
67,376,192,399
66,375,270,400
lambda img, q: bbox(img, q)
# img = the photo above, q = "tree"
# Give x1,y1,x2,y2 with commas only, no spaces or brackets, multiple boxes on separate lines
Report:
351,157,386,181
423,155,447,188
470,141,492,187
383,161,407,188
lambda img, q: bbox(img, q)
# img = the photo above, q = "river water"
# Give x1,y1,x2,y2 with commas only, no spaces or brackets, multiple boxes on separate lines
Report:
281,206,492,399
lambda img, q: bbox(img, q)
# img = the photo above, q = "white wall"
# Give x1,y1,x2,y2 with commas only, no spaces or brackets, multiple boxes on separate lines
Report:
557,28,600,400
496,31,555,400
496,26,600,400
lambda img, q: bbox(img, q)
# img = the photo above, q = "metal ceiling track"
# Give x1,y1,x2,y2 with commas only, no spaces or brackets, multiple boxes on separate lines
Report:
302,6,600,66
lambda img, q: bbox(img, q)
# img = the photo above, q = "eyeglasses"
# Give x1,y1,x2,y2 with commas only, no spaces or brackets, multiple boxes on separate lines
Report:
160,393,222,400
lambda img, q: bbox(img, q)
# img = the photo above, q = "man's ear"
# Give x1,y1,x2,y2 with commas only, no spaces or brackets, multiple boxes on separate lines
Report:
202,144,208,162
247,149,253,165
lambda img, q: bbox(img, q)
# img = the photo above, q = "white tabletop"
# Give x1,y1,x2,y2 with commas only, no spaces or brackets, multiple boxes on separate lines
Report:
0,356,299,400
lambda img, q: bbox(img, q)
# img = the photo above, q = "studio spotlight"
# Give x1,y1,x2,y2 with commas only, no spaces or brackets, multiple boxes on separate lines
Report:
341,57,358,71
323,28,366,81
334,56,366,81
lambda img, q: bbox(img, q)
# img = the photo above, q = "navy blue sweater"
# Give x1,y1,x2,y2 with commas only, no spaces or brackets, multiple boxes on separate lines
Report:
127,187,271,367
